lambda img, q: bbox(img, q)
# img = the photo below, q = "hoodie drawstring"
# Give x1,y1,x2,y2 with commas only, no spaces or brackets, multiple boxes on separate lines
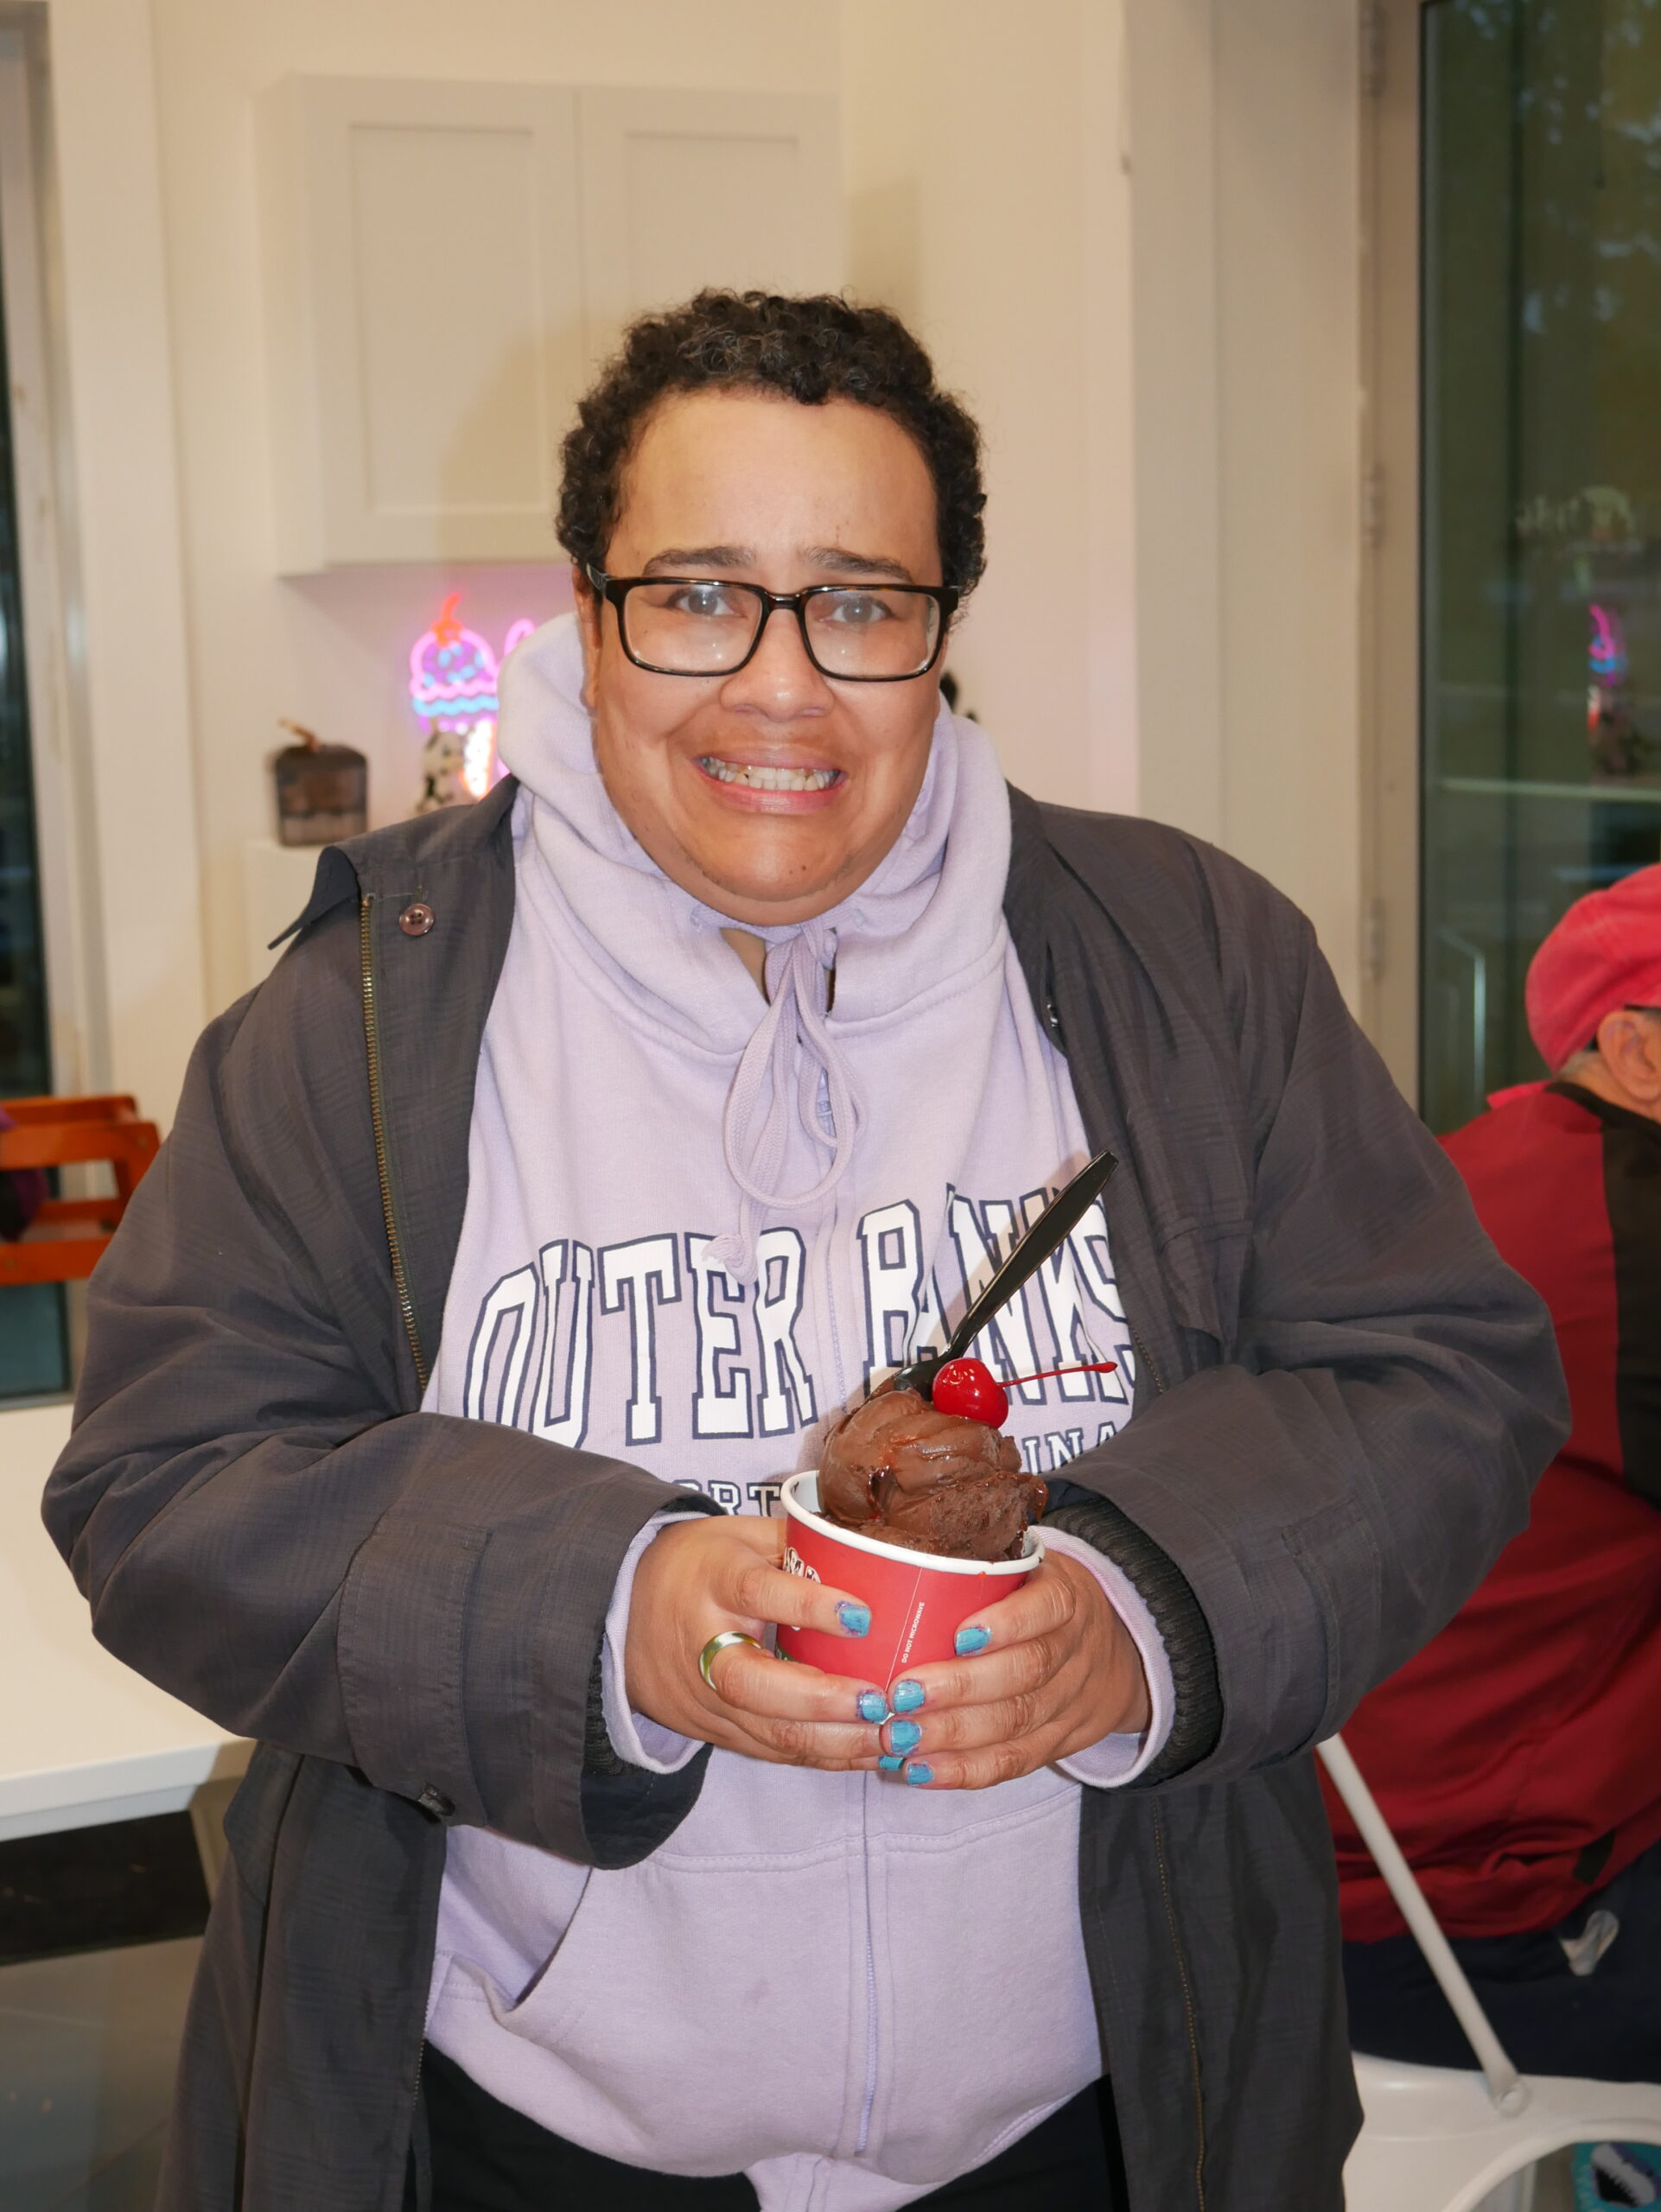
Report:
705,919,865,1285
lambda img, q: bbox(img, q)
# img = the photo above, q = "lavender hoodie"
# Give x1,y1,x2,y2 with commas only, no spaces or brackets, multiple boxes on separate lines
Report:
422,616,1169,2209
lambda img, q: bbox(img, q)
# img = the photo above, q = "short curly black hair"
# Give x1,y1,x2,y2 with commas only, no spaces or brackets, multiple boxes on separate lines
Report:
557,290,986,595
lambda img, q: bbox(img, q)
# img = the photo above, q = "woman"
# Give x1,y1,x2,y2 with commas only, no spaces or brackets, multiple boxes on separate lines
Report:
46,292,1565,2212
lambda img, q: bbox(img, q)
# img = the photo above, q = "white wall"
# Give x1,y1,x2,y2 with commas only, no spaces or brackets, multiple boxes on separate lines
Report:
844,0,1365,996
1129,0,1365,1005
841,0,1139,817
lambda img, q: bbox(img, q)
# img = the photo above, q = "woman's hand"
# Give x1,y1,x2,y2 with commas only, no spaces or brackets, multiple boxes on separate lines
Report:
875,1554,1151,1789
624,1516,888,1770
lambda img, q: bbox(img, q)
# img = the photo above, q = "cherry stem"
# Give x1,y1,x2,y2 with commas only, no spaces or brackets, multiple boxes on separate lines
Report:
1000,1361,1117,1389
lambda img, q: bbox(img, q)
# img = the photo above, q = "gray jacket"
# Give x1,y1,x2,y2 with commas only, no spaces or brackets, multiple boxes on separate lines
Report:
44,783,1567,2212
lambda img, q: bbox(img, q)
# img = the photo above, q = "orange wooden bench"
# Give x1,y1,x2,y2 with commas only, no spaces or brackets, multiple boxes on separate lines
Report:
0,1095,160,1286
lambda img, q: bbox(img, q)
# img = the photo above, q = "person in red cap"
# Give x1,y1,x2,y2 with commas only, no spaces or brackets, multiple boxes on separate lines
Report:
1327,861,1661,2092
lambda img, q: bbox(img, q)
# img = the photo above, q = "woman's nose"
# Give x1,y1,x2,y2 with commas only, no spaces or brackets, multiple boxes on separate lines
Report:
720,604,833,715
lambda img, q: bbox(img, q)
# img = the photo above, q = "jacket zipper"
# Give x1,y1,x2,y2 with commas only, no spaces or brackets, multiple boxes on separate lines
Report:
816,1182,878,2155
360,894,429,1395
362,890,436,2209
1126,1319,1166,1399
405,2038,430,2212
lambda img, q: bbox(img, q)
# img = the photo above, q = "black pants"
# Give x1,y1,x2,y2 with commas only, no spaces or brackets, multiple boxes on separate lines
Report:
1343,1832,1661,2081
419,2044,1127,2211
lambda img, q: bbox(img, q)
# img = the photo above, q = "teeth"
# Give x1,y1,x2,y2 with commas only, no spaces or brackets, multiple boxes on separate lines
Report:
699,758,839,792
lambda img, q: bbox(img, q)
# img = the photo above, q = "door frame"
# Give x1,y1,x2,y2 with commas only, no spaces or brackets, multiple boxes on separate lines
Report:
1359,0,1427,1103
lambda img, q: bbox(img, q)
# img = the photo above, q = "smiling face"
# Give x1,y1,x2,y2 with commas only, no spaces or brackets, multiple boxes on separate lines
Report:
575,388,946,925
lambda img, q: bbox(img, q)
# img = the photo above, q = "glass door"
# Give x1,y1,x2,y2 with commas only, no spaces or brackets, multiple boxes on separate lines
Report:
0,198,66,1397
1422,0,1661,1131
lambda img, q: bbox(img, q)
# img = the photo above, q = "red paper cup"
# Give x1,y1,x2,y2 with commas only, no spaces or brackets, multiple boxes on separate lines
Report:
775,1471,1041,1683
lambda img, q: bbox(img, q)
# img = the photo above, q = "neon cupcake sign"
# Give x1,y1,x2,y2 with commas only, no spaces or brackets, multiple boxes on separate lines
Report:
409,595,538,811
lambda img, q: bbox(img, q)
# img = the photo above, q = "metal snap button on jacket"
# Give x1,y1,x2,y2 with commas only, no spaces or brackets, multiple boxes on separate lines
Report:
398,901,435,938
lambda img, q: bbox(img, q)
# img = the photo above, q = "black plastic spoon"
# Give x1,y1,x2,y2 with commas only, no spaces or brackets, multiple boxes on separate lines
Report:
892,1149,1117,1401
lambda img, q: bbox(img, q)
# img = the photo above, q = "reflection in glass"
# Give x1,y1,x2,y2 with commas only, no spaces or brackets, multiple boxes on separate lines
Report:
1422,0,1661,1129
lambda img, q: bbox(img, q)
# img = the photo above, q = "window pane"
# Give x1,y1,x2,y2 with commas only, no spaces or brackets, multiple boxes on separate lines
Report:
0,207,67,1398
1422,0,1661,1130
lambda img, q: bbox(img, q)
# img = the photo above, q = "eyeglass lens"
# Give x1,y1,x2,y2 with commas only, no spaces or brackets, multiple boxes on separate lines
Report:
620,582,941,679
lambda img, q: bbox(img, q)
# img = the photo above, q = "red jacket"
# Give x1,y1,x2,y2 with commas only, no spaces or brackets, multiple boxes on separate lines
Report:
1326,1081,1661,1940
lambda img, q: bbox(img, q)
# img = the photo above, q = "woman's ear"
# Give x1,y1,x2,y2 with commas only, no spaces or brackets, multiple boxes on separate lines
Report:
573,565,601,710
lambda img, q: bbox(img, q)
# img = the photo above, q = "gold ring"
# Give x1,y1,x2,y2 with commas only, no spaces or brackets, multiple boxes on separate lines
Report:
699,1630,765,1688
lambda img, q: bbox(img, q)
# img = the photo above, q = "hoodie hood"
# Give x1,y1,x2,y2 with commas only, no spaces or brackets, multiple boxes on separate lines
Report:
495,612,1013,1053
496,613,1015,1278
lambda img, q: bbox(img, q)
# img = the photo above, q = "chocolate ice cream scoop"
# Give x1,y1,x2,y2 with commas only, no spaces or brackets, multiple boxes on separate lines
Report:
818,1386,1048,1563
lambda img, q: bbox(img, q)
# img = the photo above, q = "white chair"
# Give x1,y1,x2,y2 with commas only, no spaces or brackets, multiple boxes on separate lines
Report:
1321,1735,1661,2212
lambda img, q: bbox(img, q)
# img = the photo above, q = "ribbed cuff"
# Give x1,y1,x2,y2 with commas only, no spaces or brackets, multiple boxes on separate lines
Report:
1042,1491,1222,1785
582,1640,625,1777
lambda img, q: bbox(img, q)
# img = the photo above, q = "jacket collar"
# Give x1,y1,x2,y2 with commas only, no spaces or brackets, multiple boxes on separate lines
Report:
275,775,521,948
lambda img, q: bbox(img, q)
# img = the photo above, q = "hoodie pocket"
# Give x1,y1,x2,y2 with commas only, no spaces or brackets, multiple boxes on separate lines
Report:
433,1757,1102,2187
440,1756,870,2172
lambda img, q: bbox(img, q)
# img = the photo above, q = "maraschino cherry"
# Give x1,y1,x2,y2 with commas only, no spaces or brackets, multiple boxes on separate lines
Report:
928,1357,1010,1425
926,1356,1118,1427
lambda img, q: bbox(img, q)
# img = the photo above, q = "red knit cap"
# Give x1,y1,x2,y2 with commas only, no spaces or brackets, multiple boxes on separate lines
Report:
1526,862,1661,1072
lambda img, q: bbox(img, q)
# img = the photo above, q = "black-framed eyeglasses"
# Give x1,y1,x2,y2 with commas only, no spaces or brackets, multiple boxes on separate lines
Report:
585,563,958,683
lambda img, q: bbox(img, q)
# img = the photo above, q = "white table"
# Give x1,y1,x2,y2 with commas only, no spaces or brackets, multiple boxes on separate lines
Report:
0,1401,247,1844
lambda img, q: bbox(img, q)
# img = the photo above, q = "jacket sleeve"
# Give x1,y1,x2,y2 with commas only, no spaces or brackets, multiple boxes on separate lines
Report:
42,964,716,1870
1054,887,1570,1789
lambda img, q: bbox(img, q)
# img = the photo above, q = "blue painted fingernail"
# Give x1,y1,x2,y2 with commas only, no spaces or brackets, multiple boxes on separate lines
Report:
888,1719,922,1752
878,1753,905,1770
904,1762,934,1786
857,1691,888,1724
838,1602,872,1637
954,1625,991,1656
891,1679,926,1713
